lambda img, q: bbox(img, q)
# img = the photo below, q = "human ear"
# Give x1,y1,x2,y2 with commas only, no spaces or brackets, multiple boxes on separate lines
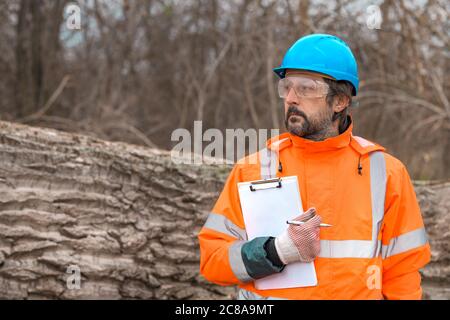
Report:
333,95,350,113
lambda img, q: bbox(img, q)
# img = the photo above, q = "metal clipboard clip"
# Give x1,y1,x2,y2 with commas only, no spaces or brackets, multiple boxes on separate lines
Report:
249,178,282,192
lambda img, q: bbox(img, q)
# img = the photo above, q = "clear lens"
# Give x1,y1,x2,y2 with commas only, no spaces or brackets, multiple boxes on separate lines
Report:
278,76,329,99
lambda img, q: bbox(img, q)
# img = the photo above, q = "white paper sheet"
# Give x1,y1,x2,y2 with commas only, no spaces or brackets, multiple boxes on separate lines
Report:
238,176,317,290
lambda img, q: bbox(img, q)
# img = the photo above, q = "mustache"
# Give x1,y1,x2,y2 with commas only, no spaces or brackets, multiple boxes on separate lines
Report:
286,106,308,120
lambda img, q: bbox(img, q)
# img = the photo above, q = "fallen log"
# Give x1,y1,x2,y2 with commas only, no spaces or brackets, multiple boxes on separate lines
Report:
0,121,448,299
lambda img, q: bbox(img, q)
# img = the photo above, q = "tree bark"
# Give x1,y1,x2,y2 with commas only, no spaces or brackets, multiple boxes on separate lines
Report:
0,120,235,299
0,121,448,299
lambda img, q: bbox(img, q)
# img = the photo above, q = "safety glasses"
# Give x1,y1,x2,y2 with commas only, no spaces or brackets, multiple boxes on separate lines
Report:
278,76,329,99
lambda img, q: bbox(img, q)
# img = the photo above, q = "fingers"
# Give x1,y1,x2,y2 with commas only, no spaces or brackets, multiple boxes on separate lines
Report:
313,228,320,240
308,228,321,259
307,214,322,227
295,207,316,222
302,207,316,221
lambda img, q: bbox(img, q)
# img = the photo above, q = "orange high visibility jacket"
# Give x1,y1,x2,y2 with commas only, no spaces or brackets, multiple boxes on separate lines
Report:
198,120,431,300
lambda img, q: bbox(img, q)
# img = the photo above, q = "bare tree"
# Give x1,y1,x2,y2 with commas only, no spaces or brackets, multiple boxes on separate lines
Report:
0,0,448,179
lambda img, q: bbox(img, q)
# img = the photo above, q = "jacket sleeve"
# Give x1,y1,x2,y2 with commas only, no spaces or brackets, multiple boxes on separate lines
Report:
381,159,431,300
198,164,284,286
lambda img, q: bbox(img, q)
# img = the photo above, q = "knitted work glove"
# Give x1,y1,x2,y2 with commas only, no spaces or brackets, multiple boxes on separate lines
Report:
274,208,321,264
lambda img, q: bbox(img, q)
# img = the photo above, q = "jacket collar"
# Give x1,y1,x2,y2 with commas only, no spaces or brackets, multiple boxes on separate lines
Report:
268,117,353,153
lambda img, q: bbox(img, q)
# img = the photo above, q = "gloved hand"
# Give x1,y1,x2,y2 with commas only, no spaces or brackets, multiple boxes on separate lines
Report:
274,208,321,264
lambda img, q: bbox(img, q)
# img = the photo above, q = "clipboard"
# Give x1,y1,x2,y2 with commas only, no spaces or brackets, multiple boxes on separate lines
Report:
237,176,317,290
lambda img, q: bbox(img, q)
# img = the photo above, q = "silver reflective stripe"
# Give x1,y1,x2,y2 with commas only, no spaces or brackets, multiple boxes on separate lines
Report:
319,240,381,258
203,213,247,240
238,288,286,300
382,228,428,259
229,241,253,283
369,151,386,257
259,139,288,179
259,148,277,179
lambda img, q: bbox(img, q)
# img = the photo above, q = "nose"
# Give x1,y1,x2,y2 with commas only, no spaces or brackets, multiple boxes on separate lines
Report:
285,87,299,105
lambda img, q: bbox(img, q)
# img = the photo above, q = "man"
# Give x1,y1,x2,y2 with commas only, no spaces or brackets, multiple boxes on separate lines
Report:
198,34,430,299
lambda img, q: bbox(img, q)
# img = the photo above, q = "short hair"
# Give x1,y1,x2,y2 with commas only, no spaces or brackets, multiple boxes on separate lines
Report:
324,79,354,133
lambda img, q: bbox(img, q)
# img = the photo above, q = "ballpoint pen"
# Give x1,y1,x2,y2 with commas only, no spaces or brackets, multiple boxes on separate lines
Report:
286,220,333,227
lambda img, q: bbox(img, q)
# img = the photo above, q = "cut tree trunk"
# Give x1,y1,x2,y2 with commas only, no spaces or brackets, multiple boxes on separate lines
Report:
0,121,448,299
0,121,235,299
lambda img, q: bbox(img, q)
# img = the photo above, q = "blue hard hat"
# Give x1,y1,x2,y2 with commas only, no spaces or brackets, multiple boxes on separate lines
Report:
273,34,359,96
